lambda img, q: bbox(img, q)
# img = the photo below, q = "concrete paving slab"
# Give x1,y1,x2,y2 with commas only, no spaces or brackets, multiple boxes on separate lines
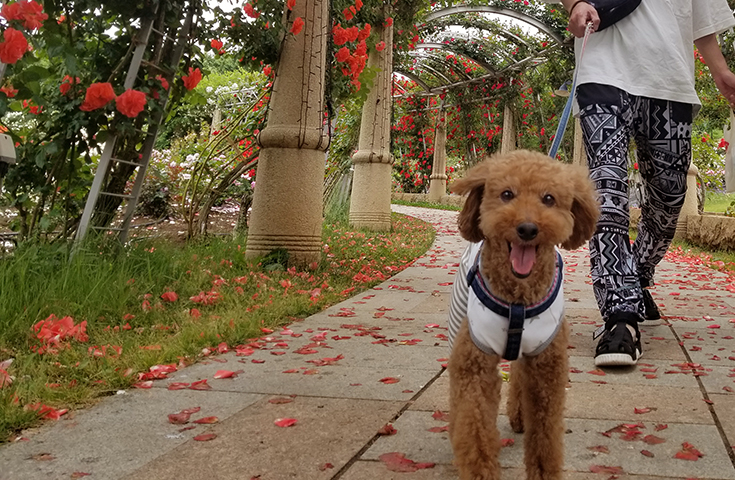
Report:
124,396,405,480
565,382,712,424
159,360,441,401
568,356,701,387
564,418,735,479
339,461,458,480
0,389,262,480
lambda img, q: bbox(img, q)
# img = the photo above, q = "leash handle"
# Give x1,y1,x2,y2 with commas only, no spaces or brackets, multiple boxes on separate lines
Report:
548,23,594,159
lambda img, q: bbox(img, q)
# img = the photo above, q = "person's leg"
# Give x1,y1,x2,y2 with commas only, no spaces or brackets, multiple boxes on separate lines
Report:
577,84,642,366
632,98,692,316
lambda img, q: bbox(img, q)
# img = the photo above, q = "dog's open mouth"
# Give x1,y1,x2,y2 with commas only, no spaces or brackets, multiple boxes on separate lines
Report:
508,242,537,278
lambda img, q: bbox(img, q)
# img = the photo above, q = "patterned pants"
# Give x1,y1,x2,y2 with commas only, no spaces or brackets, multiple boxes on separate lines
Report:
577,84,693,321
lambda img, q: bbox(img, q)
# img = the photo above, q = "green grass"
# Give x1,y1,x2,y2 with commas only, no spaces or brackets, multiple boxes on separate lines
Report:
391,198,462,211
704,191,735,214
0,212,435,442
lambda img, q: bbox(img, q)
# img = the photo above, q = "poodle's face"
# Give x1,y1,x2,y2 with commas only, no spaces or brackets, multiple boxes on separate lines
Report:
451,150,600,279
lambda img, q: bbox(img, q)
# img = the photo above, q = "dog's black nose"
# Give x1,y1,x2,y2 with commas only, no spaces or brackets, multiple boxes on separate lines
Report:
516,222,538,241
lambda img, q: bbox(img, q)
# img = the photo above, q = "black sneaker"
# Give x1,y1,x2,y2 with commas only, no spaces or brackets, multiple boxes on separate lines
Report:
642,289,661,320
594,319,642,367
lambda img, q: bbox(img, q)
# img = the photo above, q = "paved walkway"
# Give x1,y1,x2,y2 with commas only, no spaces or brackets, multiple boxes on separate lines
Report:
2,205,735,479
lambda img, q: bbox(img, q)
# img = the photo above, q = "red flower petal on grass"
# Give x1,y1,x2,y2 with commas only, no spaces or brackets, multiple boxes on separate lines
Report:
193,433,217,441
274,418,297,427
193,416,219,424
160,291,178,302
379,377,400,384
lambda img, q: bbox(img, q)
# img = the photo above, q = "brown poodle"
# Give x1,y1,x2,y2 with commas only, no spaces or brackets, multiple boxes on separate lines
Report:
447,150,600,480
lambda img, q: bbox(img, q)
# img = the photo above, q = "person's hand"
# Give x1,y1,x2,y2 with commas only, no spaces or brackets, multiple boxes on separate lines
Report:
713,69,735,110
568,1,599,37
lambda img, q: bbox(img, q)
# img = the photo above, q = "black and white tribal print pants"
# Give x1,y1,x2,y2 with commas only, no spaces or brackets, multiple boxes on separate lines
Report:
577,83,693,321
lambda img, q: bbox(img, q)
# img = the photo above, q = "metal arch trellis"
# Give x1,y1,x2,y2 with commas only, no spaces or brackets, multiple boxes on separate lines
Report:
414,43,498,75
391,2,571,97
424,5,566,46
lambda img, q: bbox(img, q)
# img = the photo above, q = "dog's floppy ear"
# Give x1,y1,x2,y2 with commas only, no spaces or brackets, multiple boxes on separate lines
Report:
561,165,601,250
450,163,491,243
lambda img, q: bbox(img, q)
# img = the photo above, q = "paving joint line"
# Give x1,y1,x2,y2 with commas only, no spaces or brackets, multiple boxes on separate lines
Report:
665,316,735,468
330,366,447,479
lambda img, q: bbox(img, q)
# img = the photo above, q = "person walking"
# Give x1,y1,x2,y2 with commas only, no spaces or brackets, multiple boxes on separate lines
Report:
560,0,735,366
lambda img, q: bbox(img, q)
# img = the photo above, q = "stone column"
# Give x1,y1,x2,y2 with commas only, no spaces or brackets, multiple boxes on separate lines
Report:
428,113,447,202
675,163,699,240
349,21,394,231
246,1,329,266
572,118,586,167
501,103,516,154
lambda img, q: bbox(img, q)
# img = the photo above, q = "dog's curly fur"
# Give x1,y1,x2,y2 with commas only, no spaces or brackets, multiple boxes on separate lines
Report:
448,150,600,480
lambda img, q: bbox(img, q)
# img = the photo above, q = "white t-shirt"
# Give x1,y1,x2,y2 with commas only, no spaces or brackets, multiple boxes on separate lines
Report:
548,0,735,105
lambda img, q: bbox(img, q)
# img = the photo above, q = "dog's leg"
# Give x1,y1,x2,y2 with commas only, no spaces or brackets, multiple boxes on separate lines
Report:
506,361,525,433
519,321,569,480
449,320,502,480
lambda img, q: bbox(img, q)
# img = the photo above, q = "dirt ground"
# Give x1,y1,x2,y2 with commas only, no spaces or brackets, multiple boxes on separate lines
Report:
0,203,243,244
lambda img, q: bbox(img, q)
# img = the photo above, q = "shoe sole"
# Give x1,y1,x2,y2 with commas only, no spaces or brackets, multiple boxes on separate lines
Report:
595,350,641,367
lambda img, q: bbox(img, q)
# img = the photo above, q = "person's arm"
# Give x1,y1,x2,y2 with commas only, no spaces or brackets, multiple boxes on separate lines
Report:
695,33,735,109
562,0,600,37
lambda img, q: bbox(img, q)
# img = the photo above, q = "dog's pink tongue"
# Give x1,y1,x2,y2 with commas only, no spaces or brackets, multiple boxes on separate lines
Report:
510,243,536,276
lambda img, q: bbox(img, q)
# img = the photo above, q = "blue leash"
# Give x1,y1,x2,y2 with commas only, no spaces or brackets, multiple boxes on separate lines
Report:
548,24,594,159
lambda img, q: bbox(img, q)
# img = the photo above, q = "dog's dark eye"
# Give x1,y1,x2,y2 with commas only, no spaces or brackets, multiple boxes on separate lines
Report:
500,190,514,202
542,194,556,207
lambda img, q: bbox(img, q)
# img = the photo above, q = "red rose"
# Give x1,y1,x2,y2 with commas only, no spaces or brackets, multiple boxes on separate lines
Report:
243,3,259,19
291,17,304,35
59,75,80,95
210,39,223,50
182,67,202,91
80,82,116,111
1,84,18,97
116,89,147,118
375,41,386,52
0,2,21,21
335,47,350,63
0,28,28,64
19,0,47,30
155,75,169,90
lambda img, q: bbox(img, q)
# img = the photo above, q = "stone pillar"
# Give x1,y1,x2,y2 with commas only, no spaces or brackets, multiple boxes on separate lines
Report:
501,103,516,154
246,1,329,266
675,163,699,240
428,113,447,202
349,21,394,231
572,118,586,167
